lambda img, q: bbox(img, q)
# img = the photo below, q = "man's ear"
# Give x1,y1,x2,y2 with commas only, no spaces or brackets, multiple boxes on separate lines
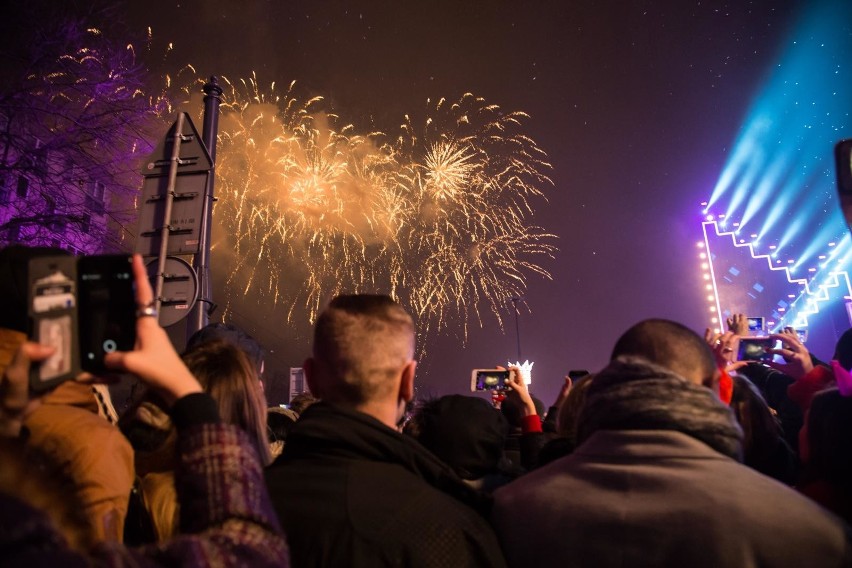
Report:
399,360,417,402
303,357,321,399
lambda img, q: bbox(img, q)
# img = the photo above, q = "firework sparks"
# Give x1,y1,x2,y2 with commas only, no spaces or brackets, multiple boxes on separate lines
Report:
423,141,477,202
187,77,555,337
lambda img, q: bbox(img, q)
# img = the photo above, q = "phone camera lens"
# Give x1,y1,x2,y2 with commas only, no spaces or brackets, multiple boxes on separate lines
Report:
102,339,117,353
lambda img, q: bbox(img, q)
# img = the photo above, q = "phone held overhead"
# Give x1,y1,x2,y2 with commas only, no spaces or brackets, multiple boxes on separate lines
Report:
28,254,137,391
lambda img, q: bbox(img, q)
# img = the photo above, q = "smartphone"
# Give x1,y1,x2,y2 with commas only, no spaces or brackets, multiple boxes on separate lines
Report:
28,255,79,391
568,369,590,380
77,255,137,374
28,254,136,391
747,317,765,332
471,369,511,392
737,337,777,363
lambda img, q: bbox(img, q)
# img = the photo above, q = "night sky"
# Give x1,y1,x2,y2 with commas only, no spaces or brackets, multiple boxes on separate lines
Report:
123,1,850,401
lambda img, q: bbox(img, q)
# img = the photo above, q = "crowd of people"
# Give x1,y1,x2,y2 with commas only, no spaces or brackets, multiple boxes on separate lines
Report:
1,244,851,567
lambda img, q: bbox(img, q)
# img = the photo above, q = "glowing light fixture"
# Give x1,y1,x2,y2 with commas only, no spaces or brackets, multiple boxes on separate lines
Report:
508,360,533,385
701,217,852,331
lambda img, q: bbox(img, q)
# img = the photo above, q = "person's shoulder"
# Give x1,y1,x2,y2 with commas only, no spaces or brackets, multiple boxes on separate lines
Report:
346,461,505,566
348,459,489,524
495,451,573,499
25,404,131,461
702,458,850,547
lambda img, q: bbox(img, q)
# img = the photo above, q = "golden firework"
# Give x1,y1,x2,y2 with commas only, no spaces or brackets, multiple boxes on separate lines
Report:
170,77,556,337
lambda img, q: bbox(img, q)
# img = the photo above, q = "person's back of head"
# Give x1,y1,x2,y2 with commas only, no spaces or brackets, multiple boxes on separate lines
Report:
267,407,298,463
308,294,415,409
611,318,717,387
186,322,266,376
556,373,595,443
267,407,298,443
500,393,545,429
833,328,852,371
288,392,319,416
182,339,272,465
406,395,508,480
576,319,742,460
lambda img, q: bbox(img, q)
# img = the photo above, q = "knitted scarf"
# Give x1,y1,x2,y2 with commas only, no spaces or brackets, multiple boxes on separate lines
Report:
577,356,744,461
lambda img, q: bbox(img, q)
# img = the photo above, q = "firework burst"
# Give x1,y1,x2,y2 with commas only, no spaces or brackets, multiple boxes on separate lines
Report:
391,93,556,335
201,79,555,338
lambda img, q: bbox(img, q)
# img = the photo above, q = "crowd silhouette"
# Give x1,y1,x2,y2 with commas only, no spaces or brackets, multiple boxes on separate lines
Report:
1,245,851,567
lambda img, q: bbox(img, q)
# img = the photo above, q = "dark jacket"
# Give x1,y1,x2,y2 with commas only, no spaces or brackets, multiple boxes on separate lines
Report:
265,402,507,568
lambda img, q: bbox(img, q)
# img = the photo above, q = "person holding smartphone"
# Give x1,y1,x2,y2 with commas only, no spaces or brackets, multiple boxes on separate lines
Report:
0,252,290,566
0,245,135,543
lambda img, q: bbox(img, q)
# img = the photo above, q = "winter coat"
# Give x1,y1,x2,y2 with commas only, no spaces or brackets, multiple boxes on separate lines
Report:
492,358,852,568
265,401,507,567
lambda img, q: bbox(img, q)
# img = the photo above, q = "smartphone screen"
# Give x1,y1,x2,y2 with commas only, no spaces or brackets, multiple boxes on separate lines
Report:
471,369,510,391
737,338,776,363
747,317,765,332
77,255,136,374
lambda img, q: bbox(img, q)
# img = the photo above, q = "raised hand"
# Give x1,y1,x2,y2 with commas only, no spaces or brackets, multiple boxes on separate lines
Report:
104,255,201,405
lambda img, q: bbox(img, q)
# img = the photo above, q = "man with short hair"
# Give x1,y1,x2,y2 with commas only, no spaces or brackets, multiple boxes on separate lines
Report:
492,318,852,568
610,318,718,386
266,294,506,567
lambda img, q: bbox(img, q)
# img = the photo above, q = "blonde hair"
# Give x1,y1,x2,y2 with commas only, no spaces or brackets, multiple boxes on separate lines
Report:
182,339,272,465
313,294,415,405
